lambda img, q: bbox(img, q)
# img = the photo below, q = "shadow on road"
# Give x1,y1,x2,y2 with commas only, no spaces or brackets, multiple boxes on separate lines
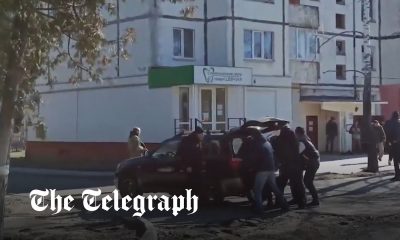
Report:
71,198,287,226
319,173,397,200
320,154,366,162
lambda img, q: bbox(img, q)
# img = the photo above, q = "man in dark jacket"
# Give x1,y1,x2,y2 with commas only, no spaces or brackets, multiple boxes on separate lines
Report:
276,125,306,209
325,117,338,153
245,129,288,212
295,127,320,207
385,111,400,181
176,127,205,192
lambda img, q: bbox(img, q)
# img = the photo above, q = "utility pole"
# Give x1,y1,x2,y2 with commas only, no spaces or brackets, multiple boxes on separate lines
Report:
361,0,378,172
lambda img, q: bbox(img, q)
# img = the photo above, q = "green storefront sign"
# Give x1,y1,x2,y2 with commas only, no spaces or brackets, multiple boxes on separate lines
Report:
149,65,252,89
148,65,194,89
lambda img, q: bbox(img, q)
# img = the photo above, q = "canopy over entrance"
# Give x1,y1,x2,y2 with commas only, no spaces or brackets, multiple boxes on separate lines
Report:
320,101,388,113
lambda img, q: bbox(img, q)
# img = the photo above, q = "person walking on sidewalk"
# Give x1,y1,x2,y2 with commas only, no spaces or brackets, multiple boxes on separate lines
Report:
372,120,386,162
295,127,320,207
349,120,362,154
325,117,338,153
384,119,394,166
385,111,400,181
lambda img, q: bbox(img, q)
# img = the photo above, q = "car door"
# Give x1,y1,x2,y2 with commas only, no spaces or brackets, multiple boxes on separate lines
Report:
148,139,189,194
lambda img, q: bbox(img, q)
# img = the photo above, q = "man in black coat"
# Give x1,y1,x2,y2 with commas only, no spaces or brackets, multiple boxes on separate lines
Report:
325,117,338,153
176,127,205,193
385,111,400,181
275,125,306,209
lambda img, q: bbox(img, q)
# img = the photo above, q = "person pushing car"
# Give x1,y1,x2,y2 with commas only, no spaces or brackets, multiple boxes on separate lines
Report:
176,127,206,196
241,128,289,213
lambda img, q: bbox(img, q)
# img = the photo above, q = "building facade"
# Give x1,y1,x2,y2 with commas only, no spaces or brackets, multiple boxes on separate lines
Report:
26,0,400,164
378,0,400,120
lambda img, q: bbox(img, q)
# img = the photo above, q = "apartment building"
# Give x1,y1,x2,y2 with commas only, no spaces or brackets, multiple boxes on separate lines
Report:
27,0,396,163
290,0,384,153
378,0,400,120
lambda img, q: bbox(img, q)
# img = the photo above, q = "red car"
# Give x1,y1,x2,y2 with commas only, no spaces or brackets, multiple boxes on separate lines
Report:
114,117,288,203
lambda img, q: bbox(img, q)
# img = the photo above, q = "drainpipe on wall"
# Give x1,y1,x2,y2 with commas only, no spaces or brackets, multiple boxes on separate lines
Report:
243,86,246,119
117,0,121,77
192,85,196,131
150,0,160,67
231,0,235,67
204,0,208,65
353,0,357,100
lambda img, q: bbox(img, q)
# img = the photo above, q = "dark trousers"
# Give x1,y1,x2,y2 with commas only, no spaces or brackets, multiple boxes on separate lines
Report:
388,144,393,161
393,143,400,178
304,162,320,202
277,166,306,207
352,138,362,153
326,136,335,153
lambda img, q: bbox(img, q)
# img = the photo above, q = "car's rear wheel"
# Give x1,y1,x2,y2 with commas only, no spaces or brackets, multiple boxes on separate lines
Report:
118,176,142,197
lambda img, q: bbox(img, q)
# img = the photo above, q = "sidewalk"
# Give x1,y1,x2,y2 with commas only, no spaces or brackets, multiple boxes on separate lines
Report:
319,153,393,174
10,154,394,177
10,166,114,177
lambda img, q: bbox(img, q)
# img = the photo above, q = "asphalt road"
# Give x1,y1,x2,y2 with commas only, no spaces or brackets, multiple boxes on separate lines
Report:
7,167,114,194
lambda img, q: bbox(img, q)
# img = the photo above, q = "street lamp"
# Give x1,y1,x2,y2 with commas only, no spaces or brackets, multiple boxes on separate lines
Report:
315,30,364,100
318,30,364,52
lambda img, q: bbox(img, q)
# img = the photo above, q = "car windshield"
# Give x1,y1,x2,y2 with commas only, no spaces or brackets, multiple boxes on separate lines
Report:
152,139,180,158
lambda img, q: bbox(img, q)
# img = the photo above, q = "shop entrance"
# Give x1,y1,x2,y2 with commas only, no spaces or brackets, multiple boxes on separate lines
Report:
199,88,226,131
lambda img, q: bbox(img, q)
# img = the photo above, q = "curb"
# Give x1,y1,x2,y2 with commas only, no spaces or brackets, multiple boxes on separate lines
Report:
10,167,114,177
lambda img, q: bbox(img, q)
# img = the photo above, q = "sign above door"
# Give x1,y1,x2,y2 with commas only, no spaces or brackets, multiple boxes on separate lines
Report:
149,65,252,88
194,66,252,86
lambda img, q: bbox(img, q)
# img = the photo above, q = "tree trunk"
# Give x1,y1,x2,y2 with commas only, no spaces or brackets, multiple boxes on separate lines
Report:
0,70,19,238
363,72,379,173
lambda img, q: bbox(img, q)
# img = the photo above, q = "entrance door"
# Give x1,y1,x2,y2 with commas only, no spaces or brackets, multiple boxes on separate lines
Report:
200,88,226,131
306,116,319,149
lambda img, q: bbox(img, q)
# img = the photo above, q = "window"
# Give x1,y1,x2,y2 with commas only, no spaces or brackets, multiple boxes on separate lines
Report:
336,14,345,29
216,88,226,131
249,0,274,3
289,0,300,4
173,28,194,58
336,40,346,55
290,28,317,61
244,30,274,60
361,0,374,21
336,65,346,80
336,0,345,5
179,87,190,130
